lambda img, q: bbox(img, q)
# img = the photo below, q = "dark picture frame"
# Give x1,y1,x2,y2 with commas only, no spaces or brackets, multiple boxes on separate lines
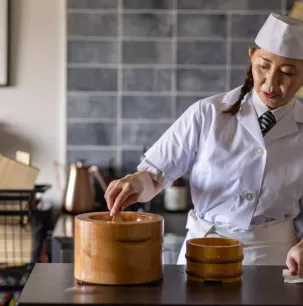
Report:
0,0,9,87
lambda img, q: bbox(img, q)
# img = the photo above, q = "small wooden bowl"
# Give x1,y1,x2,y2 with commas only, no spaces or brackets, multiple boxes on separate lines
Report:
186,237,243,283
74,211,164,285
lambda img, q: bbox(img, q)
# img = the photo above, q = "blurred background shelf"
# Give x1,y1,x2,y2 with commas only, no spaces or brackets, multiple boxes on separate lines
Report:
0,184,51,295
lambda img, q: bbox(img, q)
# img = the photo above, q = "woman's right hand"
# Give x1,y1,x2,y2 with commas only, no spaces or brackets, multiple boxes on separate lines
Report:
104,173,144,216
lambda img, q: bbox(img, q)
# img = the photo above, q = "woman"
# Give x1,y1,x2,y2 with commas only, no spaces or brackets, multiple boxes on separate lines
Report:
104,13,303,275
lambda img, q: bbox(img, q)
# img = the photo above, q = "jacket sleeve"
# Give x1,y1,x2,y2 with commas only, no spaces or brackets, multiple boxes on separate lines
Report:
137,99,207,188
294,198,303,239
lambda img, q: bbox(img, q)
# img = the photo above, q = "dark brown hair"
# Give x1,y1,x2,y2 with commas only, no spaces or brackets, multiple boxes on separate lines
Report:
222,44,259,115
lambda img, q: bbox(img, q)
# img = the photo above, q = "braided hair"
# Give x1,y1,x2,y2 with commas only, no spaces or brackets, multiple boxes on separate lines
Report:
222,44,258,115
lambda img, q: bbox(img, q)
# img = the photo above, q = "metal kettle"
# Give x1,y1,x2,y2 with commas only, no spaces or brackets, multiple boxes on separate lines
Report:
55,160,108,214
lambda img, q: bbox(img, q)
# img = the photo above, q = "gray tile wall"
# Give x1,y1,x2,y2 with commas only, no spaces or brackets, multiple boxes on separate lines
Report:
66,0,294,175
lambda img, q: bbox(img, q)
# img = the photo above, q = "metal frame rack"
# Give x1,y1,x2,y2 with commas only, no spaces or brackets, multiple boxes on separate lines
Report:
0,184,50,292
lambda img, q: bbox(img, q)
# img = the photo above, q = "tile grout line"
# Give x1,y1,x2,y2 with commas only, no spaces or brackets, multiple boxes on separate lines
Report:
67,145,152,151
171,0,177,120
67,9,284,15
68,36,224,42
65,0,68,164
67,91,222,97
67,64,245,69
67,118,117,123
67,36,253,42
281,0,287,15
67,145,119,151
226,12,232,91
117,0,122,174
67,118,175,124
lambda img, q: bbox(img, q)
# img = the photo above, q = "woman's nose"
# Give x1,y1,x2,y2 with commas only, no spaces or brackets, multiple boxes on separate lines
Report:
265,71,280,90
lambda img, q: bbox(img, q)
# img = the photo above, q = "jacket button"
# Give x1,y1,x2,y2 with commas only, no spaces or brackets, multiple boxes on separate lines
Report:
255,148,265,155
245,192,255,201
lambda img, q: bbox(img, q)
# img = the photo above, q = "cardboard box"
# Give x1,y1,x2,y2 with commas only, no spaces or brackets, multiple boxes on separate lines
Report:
0,154,39,190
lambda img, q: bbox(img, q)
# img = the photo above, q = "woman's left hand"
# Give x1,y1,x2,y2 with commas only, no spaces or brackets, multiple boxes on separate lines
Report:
286,240,303,277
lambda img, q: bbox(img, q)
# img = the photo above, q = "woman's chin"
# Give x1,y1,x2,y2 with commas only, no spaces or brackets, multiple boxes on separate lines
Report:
261,95,282,109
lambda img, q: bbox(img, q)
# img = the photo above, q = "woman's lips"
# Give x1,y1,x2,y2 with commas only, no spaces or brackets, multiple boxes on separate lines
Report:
262,91,277,99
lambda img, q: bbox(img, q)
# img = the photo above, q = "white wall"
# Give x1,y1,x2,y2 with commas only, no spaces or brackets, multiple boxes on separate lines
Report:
0,0,65,205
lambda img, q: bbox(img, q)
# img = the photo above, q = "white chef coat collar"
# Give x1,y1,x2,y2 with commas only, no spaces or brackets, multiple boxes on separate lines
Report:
251,88,295,122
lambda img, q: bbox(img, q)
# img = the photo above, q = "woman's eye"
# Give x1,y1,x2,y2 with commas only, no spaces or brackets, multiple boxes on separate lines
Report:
281,71,294,76
258,65,267,70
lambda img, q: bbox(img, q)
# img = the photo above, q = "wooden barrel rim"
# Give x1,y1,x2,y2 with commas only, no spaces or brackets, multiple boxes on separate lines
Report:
76,211,164,225
187,237,242,248
185,254,244,264
186,270,243,279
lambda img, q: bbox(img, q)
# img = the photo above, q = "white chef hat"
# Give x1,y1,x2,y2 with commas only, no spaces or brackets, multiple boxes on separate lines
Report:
255,13,303,60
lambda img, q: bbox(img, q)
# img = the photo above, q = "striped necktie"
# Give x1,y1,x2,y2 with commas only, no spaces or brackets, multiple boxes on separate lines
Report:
258,111,276,136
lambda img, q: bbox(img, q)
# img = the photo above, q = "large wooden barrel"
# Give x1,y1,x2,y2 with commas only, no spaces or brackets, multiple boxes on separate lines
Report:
186,237,243,283
74,211,164,285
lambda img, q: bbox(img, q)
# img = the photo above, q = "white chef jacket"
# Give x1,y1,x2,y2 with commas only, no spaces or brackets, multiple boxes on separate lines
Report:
137,86,303,230
250,89,295,223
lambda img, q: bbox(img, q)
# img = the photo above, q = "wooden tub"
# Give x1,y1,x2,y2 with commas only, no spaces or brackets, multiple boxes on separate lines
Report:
74,211,164,285
186,237,243,283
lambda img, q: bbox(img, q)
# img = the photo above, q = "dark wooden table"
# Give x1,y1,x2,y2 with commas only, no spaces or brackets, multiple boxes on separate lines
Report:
18,264,303,305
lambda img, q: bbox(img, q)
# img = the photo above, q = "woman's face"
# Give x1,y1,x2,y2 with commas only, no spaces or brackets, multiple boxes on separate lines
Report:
249,48,303,110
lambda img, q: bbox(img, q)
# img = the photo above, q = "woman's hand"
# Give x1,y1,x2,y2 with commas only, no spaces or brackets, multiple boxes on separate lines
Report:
286,240,303,277
104,173,144,216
